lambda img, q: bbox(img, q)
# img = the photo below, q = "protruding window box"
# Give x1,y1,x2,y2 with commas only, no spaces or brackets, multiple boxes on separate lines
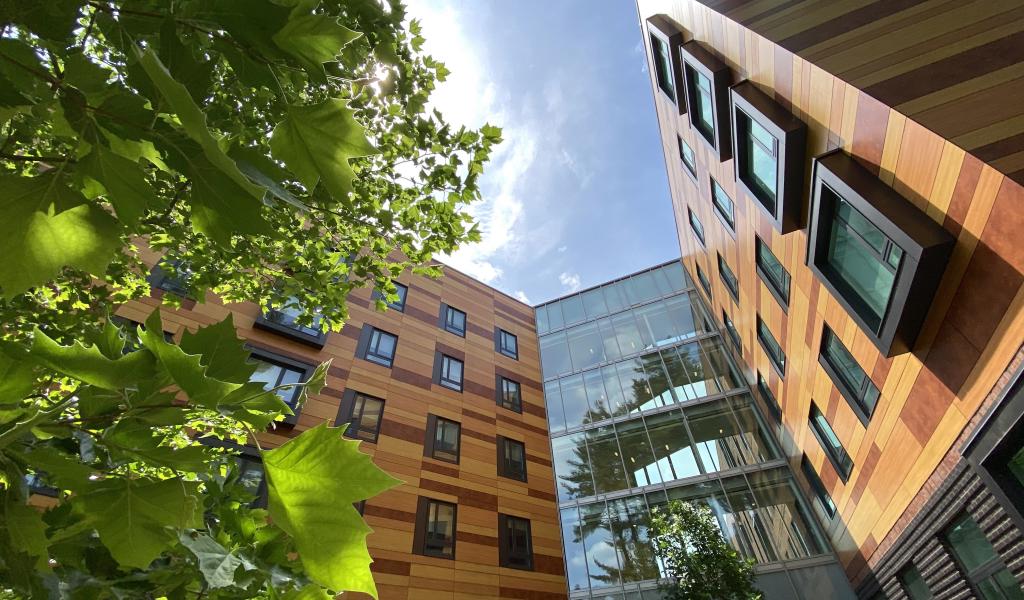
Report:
646,15,686,114
680,40,732,162
255,301,327,348
730,80,807,234
806,150,955,357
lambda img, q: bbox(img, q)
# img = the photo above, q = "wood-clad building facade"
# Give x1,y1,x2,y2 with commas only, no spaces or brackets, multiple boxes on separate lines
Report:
115,258,568,600
637,0,1024,598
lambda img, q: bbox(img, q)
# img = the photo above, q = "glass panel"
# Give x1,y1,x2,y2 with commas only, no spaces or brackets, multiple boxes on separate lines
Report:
1009,445,1024,486
561,295,586,326
535,305,550,334
987,569,1024,600
822,327,878,417
744,113,778,205
545,380,566,433
689,208,705,244
266,296,322,336
662,262,687,292
597,318,623,362
945,514,999,573
801,455,836,519
580,502,622,588
757,318,786,374
540,333,572,378
547,302,565,331
810,404,853,478
681,139,696,173
560,374,590,430
616,419,659,487
898,564,931,600
687,398,775,472
588,426,628,494
637,353,673,412
634,301,678,349
608,497,659,582
552,433,593,501
664,294,698,342
756,238,791,303
567,322,605,371
611,312,644,357
604,281,629,313
426,502,455,557
721,469,824,562
616,358,647,415
645,410,701,482
651,34,674,98
601,366,627,417
625,271,660,305
651,267,675,297
561,507,590,592
584,369,613,422
582,288,609,318
711,180,734,228
673,342,717,399
661,347,695,403
702,339,741,391
692,68,715,136
433,419,460,461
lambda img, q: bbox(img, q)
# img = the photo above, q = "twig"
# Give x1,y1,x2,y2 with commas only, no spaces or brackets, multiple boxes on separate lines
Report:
0,153,75,163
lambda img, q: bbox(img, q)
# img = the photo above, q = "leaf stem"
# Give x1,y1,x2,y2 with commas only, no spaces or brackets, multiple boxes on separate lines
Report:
0,391,78,450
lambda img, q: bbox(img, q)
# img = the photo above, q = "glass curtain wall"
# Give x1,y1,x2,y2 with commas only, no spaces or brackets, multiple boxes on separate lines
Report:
539,262,830,599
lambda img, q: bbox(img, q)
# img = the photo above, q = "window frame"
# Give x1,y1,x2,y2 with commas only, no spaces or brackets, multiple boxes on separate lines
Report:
254,300,327,348
336,389,385,443
646,15,686,114
808,402,854,482
246,346,316,426
414,497,457,560
723,309,741,355
680,40,732,161
897,562,932,600
497,435,528,482
440,303,467,337
498,514,534,570
357,325,398,368
800,454,837,519
730,80,807,233
710,177,736,232
755,236,791,311
696,262,713,301
688,206,705,247
147,260,193,299
496,374,522,413
717,252,739,302
819,324,880,426
807,150,955,357
756,371,781,422
435,352,464,392
496,328,519,360
372,282,408,312
941,512,1019,599
678,135,698,183
424,414,461,464
756,316,786,378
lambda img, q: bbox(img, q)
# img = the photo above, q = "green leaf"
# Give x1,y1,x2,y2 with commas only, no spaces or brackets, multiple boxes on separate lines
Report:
178,531,243,589
62,53,113,98
0,342,36,405
88,318,127,360
4,495,49,566
292,359,330,409
282,584,333,600
80,145,162,226
29,326,156,390
77,478,199,569
270,100,377,200
139,311,239,407
272,14,361,78
21,446,94,491
0,175,124,297
178,314,257,384
264,423,402,596
1,0,81,42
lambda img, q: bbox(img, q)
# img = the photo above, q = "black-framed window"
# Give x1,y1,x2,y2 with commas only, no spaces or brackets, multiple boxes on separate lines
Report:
678,136,697,182
800,454,836,519
730,80,807,233
809,402,853,482
757,316,786,377
436,353,464,392
942,513,1023,599
965,371,1024,533
710,178,735,231
441,304,467,337
498,514,534,570
897,563,931,600
414,497,457,559
696,262,712,300
360,326,398,368
688,207,705,247
373,282,408,312
680,40,732,161
147,260,192,297
236,452,268,509
498,436,527,482
807,150,954,356
755,237,791,310
425,415,460,463
110,315,174,352
819,325,880,426
756,371,781,422
717,253,739,302
255,297,327,347
497,376,522,413
646,15,685,113
723,309,741,354
497,329,518,359
337,390,385,443
248,350,314,418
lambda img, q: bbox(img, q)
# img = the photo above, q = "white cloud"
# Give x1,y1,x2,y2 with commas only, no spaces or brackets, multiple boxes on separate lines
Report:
514,290,531,304
559,272,582,292
557,245,567,253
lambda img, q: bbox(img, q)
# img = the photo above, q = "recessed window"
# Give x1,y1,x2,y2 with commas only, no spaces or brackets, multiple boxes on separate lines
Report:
757,316,786,377
646,15,684,113
337,390,385,443
717,253,739,302
678,136,697,182
723,309,741,354
819,325,880,426
249,352,311,413
415,497,457,559
807,150,955,356
147,259,192,297
966,374,1024,532
441,304,467,337
897,563,931,600
373,282,408,312
498,436,527,482
680,40,732,161
255,296,326,347
943,513,1023,599
800,454,836,519
498,329,518,359
730,80,807,233
425,415,461,463
688,207,705,247
755,237,791,309
809,402,853,482
696,263,712,300
437,354,464,392
499,514,534,570
651,32,674,100
361,327,398,368
498,376,522,413
757,371,781,422
710,178,735,231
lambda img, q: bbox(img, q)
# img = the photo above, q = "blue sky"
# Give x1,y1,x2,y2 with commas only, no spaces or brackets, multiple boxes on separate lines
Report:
405,0,681,305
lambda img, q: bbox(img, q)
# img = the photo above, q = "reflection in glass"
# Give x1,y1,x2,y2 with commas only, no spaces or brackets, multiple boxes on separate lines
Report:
598,318,623,362
585,370,613,422
601,366,627,417
545,380,566,433
645,411,700,483
616,359,645,416
553,433,593,501
568,322,605,371
625,271,660,305
561,374,589,430
607,497,660,583
687,398,775,472
561,506,590,591
604,281,628,313
616,419,659,488
636,353,673,412
583,288,609,318
540,332,571,379
562,295,586,326
611,312,644,357
535,304,549,334
580,502,622,589
589,426,628,494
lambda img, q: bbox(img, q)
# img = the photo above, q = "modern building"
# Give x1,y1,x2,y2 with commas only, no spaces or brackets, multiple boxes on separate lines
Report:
637,1,1024,599
116,252,569,600
537,260,854,599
